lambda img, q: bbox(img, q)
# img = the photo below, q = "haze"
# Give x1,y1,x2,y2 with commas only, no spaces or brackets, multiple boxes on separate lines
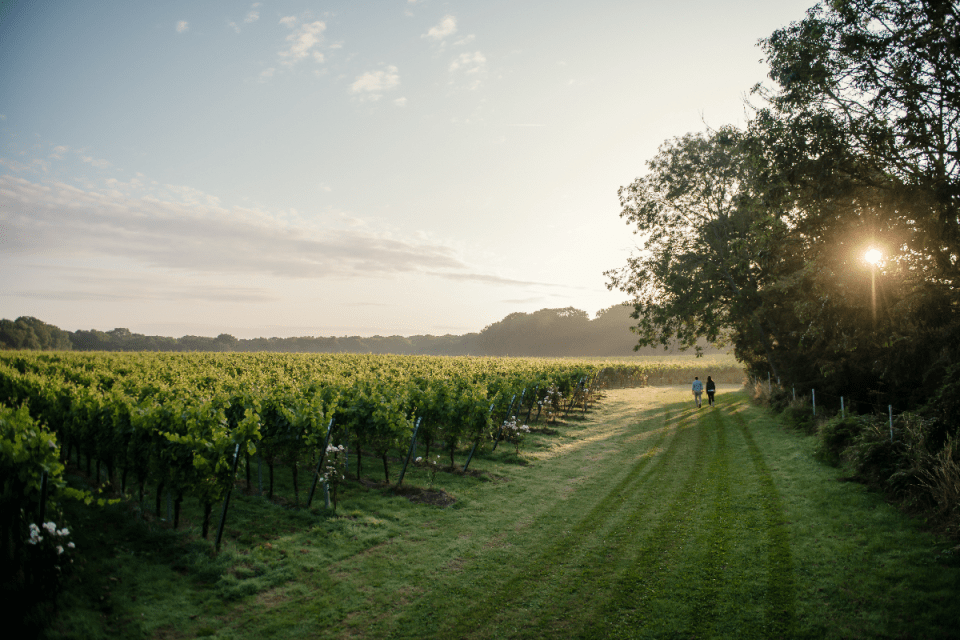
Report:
0,0,812,339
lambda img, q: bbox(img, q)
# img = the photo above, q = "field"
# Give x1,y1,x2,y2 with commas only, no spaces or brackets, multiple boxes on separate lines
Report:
33,383,960,639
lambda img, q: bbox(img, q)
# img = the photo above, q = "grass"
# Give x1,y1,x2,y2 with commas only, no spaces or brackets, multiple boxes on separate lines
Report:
35,386,960,639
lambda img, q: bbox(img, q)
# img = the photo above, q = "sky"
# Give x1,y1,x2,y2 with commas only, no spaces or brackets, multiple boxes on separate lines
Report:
0,0,815,339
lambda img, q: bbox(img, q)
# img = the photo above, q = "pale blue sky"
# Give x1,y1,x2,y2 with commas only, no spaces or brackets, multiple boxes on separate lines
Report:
0,0,814,338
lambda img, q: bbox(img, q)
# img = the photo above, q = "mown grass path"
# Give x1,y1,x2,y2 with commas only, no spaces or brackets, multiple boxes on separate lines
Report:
369,387,958,639
48,387,960,639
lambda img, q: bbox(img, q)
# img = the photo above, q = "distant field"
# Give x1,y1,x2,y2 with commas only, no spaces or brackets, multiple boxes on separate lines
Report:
574,353,746,386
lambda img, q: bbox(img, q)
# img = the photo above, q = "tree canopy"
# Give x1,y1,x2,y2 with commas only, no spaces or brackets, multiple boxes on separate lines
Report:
2,307,715,357
0,317,73,351
609,0,960,415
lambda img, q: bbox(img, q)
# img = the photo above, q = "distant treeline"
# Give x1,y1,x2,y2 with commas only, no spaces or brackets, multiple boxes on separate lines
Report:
0,307,722,357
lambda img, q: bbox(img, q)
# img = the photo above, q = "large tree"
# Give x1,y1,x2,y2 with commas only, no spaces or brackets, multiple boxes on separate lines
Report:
758,0,960,282
0,317,73,351
751,0,960,408
606,127,793,377
608,1,960,409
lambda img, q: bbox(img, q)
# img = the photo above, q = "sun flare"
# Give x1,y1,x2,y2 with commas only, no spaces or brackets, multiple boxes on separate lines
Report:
864,248,883,265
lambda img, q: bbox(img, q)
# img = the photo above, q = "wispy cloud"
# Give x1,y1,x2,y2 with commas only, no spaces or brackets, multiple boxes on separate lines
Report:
279,20,326,66
449,51,486,74
0,174,474,280
424,15,457,41
10,267,278,304
449,51,487,89
80,155,111,169
176,20,189,34
350,66,400,101
227,4,262,33
432,272,566,288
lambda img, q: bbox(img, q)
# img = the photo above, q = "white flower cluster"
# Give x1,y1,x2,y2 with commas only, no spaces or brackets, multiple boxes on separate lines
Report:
323,444,347,482
539,385,564,421
502,416,530,435
502,415,531,453
27,521,76,555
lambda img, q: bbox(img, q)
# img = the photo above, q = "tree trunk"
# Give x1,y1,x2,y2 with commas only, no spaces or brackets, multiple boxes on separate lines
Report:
201,501,212,539
155,480,164,517
268,460,274,499
382,453,389,483
292,461,299,507
173,492,183,529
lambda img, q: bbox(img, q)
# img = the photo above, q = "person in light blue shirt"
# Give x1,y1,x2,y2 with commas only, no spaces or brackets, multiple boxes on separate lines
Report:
692,377,703,408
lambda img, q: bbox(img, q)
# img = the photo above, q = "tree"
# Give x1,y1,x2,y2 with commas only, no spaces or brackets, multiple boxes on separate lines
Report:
752,0,960,407
758,0,960,283
476,307,591,356
606,127,790,375
0,317,72,351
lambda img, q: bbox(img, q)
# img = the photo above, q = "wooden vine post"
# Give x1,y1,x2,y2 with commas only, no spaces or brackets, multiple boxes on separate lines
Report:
491,394,517,452
396,417,422,487
214,443,243,554
464,403,496,471
306,417,336,508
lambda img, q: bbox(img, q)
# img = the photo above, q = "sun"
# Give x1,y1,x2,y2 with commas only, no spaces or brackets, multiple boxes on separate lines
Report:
864,248,883,265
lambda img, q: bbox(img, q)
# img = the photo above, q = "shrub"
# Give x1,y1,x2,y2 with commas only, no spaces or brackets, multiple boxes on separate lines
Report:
0,403,82,635
919,434,960,538
846,413,940,506
815,414,871,466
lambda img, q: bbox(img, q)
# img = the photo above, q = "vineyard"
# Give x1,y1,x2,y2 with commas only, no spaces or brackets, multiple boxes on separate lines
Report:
0,352,742,542
0,351,744,615
5,353,956,639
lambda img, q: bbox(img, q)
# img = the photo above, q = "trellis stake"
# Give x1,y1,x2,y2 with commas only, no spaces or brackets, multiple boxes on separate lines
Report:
307,417,336,508
214,443,242,553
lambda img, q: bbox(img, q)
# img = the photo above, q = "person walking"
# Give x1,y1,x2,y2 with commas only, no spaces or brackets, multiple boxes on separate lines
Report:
692,376,703,408
706,375,716,406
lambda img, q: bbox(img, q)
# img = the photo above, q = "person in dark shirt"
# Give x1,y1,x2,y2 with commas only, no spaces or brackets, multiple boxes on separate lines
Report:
706,376,716,406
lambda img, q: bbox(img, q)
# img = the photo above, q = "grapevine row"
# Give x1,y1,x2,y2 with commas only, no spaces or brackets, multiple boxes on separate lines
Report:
0,352,602,533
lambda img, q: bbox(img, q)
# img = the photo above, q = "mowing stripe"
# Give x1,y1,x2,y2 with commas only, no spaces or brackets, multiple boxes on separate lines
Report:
422,400,689,638
685,402,731,637
515,404,708,637
580,402,717,638
730,402,797,636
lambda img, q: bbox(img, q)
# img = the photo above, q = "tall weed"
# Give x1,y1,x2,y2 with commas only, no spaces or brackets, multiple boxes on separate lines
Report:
919,434,960,539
